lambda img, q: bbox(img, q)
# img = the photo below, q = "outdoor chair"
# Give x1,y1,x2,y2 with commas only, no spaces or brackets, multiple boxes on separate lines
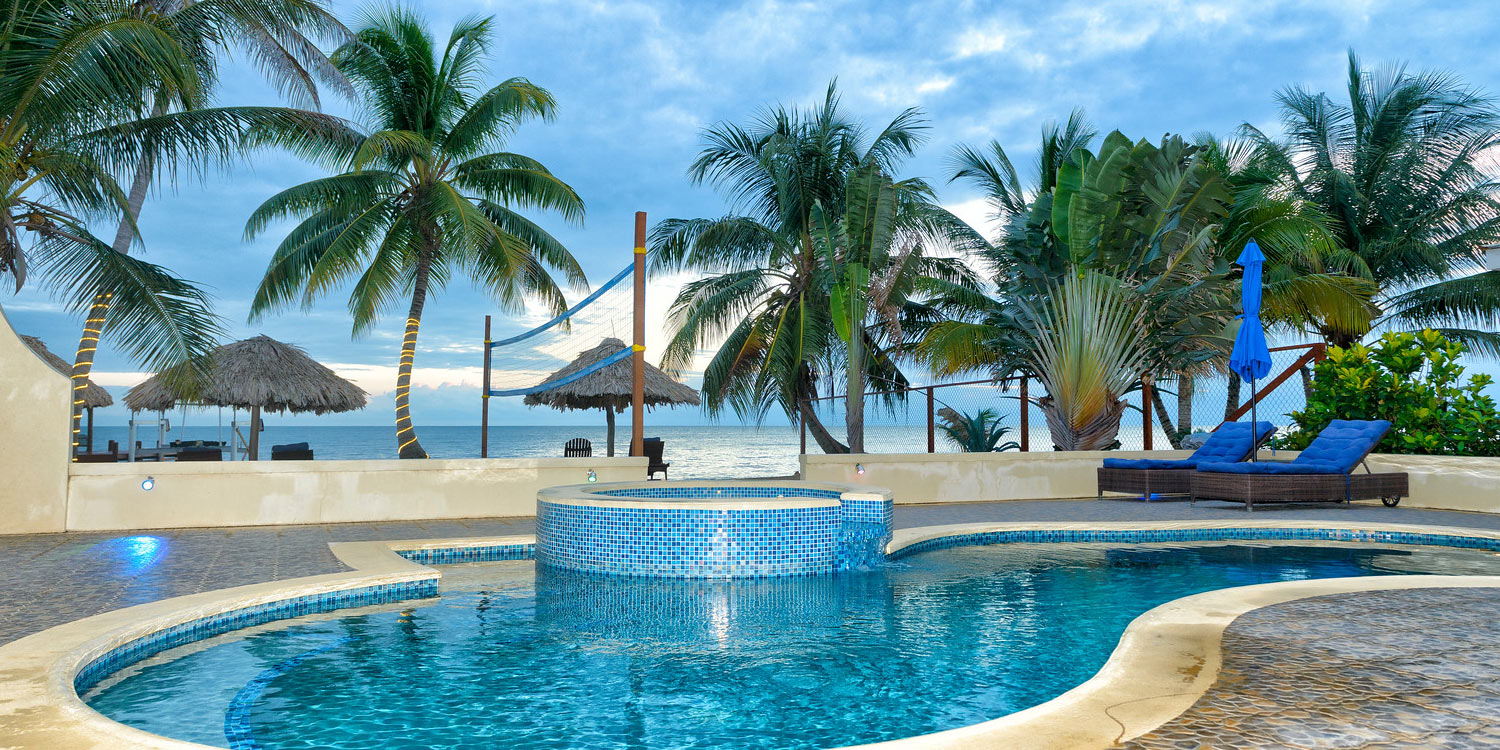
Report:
1097,420,1275,501
642,437,669,480
270,442,314,461
564,438,593,457
175,446,222,462
1191,419,1407,511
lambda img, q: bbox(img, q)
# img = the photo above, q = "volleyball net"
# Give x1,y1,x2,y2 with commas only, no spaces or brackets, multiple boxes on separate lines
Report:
483,261,638,398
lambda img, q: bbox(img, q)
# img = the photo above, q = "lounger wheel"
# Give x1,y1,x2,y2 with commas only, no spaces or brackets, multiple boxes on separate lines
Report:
1382,496,1401,507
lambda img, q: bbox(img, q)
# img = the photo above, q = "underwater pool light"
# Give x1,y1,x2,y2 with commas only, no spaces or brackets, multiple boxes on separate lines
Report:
141,476,155,491
587,470,597,483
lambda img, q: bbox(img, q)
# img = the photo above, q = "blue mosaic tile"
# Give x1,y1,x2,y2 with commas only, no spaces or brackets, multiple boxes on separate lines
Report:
596,486,844,500
73,578,437,694
888,527,1500,560
397,543,535,565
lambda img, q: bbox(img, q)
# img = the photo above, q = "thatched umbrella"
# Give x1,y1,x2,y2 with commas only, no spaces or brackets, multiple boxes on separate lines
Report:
22,335,113,451
125,335,366,459
524,337,700,456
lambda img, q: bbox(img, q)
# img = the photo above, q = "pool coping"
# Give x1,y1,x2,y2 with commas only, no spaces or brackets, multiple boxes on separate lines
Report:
0,523,1496,749
537,479,888,511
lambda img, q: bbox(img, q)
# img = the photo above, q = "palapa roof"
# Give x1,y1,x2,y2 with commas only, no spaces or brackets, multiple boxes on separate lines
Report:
524,337,700,412
21,335,113,408
125,335,367,414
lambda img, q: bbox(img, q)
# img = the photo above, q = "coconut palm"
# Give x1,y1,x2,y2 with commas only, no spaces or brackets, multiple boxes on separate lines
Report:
248,8,586,458
62,0,353,445
652,83,984,453
935,407,1020,452
1245,50,1500,355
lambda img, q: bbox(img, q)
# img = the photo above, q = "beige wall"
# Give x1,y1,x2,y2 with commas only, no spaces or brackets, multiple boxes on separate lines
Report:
0,306,71,533
66,457,648,531
801,451,1500,514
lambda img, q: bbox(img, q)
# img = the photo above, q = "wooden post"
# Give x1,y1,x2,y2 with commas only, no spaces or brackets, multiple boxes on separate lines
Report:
926,387,935,453
1141,375,1154,451
247,405,261,461
481,315,491,458
1019,378,1030,452
630,211,647,458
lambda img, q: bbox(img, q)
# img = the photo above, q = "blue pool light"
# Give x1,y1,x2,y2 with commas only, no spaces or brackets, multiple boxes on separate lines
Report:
141,476,155,491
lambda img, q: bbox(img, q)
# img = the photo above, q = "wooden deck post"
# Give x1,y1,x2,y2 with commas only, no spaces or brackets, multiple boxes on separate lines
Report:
630,212,647,459
926,386,935,453
481,314,491,458
1141,375,1154,451
1019,378,1030,452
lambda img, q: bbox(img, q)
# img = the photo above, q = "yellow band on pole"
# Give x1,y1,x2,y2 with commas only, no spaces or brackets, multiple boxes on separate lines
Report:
633,246,647,254
632,344,646,352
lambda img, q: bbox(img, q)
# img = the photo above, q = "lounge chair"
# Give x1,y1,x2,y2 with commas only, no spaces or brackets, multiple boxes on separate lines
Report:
1191,419,1407,511
642,437,669,480
1097,421,1274,500
270,442,314,461
564,438,592,457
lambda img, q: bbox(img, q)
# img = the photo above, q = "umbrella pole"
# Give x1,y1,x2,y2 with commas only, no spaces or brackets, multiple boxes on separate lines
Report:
248,405,261,461
1249,378,1258,462
606,408,616,458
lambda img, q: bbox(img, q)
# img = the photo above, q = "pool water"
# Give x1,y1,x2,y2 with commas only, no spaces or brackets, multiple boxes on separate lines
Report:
84,541,1500,749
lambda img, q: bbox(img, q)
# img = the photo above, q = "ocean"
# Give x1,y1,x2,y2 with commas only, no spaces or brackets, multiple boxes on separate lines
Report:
84,423,1077,479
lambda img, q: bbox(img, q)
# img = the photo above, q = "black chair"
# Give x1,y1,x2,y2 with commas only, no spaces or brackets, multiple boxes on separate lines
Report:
642,437,669,480
271,441,314,461
564,438,593,457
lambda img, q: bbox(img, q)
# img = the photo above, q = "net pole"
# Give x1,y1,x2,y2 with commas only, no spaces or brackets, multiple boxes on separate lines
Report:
631,211,647,459
481,314,491,458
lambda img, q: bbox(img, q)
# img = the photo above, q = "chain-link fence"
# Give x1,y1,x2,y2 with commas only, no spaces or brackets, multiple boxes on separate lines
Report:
799,344,1324,454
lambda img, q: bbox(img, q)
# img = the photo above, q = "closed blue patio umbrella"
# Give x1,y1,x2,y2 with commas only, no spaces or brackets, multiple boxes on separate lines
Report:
1228,240,1273,461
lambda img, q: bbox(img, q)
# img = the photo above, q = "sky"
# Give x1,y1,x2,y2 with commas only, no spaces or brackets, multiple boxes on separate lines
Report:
6,0,1500,428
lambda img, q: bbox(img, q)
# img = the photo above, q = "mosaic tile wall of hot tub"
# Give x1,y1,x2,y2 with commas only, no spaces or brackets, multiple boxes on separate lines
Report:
535,482,894,578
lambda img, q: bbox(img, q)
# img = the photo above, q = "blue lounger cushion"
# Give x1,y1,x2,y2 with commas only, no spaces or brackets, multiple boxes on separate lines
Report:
1197,419,1392,475
1101,420,1274,470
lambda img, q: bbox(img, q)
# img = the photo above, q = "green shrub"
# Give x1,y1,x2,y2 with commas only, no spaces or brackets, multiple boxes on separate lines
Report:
1286,330,1500,456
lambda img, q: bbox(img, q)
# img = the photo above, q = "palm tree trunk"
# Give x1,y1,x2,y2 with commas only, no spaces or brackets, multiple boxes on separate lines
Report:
396,253,433,459
1151,389,1181,449
67,95,166,458
1224,372,1242,421
845,331,865,454
1038,395,1125,451
1177,374,1194,436
605,408,616,457
800,400,849,454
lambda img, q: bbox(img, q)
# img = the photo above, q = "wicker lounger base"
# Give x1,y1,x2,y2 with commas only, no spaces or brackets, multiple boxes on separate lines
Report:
1096,467,1194,500
1190,471,1409,511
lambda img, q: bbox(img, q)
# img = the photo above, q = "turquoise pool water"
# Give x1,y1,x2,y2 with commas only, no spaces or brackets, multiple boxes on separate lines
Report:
84,541,1500,749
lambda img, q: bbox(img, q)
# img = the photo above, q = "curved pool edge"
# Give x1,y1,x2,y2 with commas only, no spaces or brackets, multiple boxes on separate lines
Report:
1,524,1498,750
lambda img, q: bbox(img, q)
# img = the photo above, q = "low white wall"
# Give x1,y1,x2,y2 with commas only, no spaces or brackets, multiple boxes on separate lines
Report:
0,305,71,533
66,457,647,531
801,451,1500,514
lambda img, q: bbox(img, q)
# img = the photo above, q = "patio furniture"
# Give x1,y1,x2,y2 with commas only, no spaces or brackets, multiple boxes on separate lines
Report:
270,442,314,461
1191,419,1407,511
1097,420,1275,500
642,437,669,480
75,440,123,463
176,446,223,462
564,438,593,457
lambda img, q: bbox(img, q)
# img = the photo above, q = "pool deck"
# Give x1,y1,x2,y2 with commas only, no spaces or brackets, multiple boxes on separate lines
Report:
4,498,1500,749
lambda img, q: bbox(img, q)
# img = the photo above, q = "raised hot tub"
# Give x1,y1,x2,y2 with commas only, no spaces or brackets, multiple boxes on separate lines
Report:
535,481,894,578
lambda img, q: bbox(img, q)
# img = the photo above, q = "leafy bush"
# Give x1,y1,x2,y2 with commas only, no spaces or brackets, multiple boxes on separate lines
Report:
1286,330,1500,456
936,407,1022,452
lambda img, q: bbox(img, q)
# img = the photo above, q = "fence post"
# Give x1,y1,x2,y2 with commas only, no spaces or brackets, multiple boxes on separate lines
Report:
1141,375,1153,451
799,401,807,455
1019,378,1030,452
926,387,935,453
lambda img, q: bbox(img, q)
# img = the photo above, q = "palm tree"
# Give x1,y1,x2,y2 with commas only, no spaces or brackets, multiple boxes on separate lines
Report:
248,8,586,458
935,407,1020,452
1245,50,1500,354
652,83,984,453
63,0,354,445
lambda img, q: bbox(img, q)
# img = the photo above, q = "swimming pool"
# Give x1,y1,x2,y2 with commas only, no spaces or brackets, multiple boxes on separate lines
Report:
82,539,1500,750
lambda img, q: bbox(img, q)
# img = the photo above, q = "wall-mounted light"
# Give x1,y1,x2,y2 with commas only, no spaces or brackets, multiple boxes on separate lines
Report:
587,470,597,483
141,476,155,491
855,463,865,475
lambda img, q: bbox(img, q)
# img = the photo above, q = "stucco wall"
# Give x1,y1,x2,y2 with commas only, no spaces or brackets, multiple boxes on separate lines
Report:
0,306,71,533
801,451,1500,514
66,457,648,531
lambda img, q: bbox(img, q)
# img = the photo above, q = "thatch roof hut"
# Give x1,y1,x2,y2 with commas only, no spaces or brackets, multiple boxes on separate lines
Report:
125,335,366,459
524,337,700,456
21,335,112,408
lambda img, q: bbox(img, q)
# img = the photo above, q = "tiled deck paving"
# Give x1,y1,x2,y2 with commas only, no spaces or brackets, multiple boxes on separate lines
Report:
4,498,1500,746
1123,588,1500,750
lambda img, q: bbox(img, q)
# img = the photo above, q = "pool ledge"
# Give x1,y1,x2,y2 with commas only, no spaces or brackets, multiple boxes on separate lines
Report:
1,524,1498,749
